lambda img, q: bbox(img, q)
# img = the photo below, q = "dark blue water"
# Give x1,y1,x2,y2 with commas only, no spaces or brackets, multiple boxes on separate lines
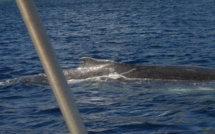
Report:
1,0,215,133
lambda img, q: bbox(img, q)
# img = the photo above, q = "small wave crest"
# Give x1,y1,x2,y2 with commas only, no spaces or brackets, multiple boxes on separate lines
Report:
0,82,5,86
0,79,18,86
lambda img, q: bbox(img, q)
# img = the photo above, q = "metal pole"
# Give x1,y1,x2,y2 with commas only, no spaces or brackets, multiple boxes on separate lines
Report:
15,0,87,133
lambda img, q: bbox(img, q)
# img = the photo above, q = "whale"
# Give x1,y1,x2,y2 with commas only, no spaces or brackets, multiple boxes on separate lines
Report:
66,57,215,81
1,57,215,85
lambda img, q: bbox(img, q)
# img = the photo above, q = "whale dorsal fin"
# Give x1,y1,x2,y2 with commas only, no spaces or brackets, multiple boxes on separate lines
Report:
80,57,114,67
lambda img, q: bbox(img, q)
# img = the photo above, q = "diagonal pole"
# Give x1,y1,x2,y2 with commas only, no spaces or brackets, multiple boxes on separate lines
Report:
15,0,87,133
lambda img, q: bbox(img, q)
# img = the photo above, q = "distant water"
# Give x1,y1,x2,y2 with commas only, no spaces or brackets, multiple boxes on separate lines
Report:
1,0,215,133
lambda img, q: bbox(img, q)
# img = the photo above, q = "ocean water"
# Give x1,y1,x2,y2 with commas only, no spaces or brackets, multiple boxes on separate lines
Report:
1,0,215,133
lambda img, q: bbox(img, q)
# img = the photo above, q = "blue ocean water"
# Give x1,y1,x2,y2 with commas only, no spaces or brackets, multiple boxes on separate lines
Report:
1,0,215,133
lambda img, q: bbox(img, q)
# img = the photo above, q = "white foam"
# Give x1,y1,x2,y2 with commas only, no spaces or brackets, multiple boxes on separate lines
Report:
166,86,215,95
0,82,4,86
198,87,214,91
67,73,129,84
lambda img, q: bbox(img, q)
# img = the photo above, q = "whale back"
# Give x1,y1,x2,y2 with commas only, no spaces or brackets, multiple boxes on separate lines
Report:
2,57,215,86
80,57,114,67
